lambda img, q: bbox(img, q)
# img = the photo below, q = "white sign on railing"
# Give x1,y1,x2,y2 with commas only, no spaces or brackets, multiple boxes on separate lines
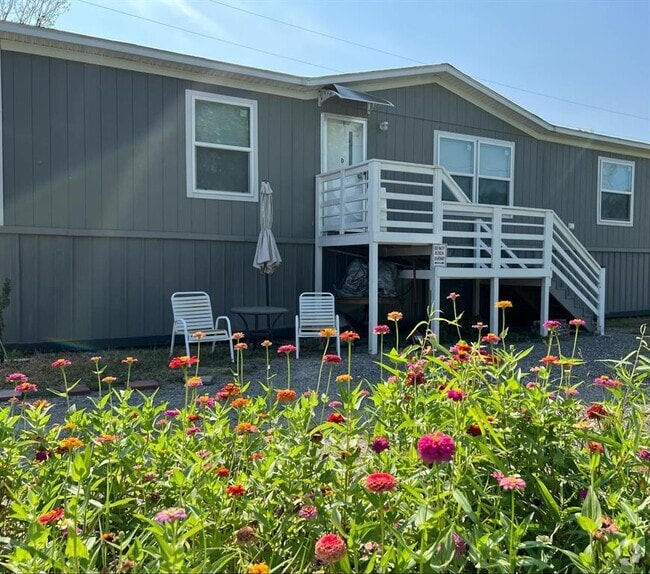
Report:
432,244,447,267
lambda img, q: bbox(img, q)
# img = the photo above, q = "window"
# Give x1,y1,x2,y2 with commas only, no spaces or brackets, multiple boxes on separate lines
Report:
598,157,634,226
435,132,514,205
186,90,258,201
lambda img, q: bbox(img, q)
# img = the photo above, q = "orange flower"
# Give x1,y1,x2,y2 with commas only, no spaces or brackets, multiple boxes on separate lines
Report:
226,484,246,497
57,437,84,452
101,376,117,384
277,389,297,402
230,397,250,408
336,374,352,384
216,466,230,477
387,311,403,321
232,332,245,341
495,300,513,309
340,330,360,342
260,340,273,347
319,328,337,338
51,358,71,368
37,508,64,525
121,356,138,364
248,562,269,574
192,331,205,339
234,342,248,351
235,422,258,434
185,376,203,388
90,356,102,363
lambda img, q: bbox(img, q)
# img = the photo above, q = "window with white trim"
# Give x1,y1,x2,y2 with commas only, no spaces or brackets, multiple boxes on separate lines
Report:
598,157,634,226
186,90,258,201
435,131,514,205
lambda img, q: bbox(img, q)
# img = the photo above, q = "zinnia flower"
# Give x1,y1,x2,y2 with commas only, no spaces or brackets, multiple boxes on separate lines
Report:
230,397,250,408
387,311,403,321
164,408,180,417
586,403,610,419
101,376,117,384
373,325,390,335
364,472,397,493
235,525,257,545
6,372,28,383
540,354,559,365
277,344,296,354
15,382,37,393
260,340,272,347
232,332,245,341
340,330,360,342
227,484,246,497
466,424,482,436
37,507,64,525
417,432,455,464
370,436,390,453
481,333,500,344
216,466,230,477
234,342,248,351
446,389,465,401
248,563,269,574
498,475,526,491
154,507,187,524
319,327,337,337
327,413,345,424
121,356,138,364
588,441,604,453
472,322,487,330
446,292,459,300
169,355,199,369
234,422,258,434
186,426,200,436
51,359,71,368
569,318,586,327
315,533,347,564
185,376,203,388
638,449,650,461
495,300,513,309
543,320,562,331
324,354,342,363
593,375,622,389
277,389,296,402
336,374,352,384
298,504,318,519
57,437,84,453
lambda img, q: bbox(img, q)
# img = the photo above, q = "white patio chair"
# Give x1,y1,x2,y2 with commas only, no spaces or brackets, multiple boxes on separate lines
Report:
295,292,341,359
170,291,234,362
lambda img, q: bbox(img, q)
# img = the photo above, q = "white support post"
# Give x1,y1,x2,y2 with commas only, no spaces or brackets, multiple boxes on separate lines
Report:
490,277,500,335
430,248,441,340
492,207,502,271
368,160,380,241
432,167,443,243
338,169,345,235
368,242,379,354
540,276,550,337
314,246,323,292
598,268,606,335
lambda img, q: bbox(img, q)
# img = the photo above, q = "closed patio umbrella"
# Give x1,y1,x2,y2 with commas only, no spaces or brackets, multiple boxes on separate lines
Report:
253,181,282,305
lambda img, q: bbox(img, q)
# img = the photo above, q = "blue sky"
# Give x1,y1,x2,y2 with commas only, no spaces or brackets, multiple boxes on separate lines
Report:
57,0,650,143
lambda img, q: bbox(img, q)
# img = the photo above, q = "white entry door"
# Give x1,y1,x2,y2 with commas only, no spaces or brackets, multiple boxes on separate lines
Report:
321,115,367,229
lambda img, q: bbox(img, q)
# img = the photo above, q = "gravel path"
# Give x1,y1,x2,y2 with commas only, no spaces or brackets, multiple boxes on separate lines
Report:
35,328,648,424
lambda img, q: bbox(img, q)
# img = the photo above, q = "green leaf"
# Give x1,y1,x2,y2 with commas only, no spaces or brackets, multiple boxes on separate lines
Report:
582,487,602,524
533,474,561,521
453,488,477,523
576,514,599,534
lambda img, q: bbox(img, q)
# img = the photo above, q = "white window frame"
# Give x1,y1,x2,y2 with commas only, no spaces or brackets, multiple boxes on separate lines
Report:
320,113,368,173
597,156,634,227
434,131,515,205
185,90,258,201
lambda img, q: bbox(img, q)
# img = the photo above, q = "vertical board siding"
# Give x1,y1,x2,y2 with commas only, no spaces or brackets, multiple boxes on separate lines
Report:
1,50,649,345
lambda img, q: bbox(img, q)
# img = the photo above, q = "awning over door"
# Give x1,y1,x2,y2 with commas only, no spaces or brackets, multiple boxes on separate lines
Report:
318,83,394,109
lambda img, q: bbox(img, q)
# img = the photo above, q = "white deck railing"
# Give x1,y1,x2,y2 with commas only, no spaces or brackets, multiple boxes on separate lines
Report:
316,159,605,332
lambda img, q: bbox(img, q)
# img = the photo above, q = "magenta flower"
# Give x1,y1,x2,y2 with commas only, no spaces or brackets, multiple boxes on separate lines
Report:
452,531,468,557
543,320,562,331
417,432,455,465
298,504,318,520
5,372,28,384
154,507,187,524
164,409,181,418
370,436,390,454
639,449,650,461
373,325,390,335
593,375,622,389
446,389,465,402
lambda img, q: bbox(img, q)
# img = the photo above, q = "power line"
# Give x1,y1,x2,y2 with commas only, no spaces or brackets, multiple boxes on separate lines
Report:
205,0,425,65
207,0,650,123
75,0,342,73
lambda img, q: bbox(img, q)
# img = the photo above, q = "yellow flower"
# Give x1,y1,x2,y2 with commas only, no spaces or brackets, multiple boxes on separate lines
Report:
319,328,338,338
387,311,403,322
336,374,352,384
495,300,513,309
248,562,269,574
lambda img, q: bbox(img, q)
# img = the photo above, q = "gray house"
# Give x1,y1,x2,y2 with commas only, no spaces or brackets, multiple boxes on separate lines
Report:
0,22,649,353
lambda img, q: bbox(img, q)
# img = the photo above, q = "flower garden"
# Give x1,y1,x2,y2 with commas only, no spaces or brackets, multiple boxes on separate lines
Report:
1,303,650,573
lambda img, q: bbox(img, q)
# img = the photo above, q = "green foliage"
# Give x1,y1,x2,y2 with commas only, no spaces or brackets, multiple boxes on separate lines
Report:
0,313,649,573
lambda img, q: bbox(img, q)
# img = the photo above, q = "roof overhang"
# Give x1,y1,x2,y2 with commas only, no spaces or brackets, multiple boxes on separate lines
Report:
318,83,394,113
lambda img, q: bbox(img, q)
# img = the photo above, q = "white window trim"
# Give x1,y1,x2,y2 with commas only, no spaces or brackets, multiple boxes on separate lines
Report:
597,156,634,227
320,113,368,173
434,130,515,205
185,90,258,201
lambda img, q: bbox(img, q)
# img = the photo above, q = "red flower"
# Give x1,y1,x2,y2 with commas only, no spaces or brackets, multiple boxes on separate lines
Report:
315,533,347,564
466,423,482,436
540,355,559,365
323,354,342,364
586,404,610,419
226,484,245,497
340,330,360,342
277,344,296,354
327,413,345,424
277,389,296,402
417,432,455,465
588,441,604,453
364,472,397,493
373,325,390,335
169,355,199,369
216,466,230,477
51,359,71,368
38,508,64,525
481,333,500,344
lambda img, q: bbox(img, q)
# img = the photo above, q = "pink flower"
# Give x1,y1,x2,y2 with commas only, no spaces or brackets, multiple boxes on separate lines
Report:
365,472,397,493
446,292,460,300
452,531,468,557
277,344,296,354
569,318,586,327
526,381,538,389
373,325,390,335
417,432,455,465
15,382,38,393
491,470,505,480
154,507,187,524
564,387,580,397
593,375,622,389
543,320,562,331
6,372,28,384
298,504,318,520
328,400,342,408
51,359,71,368
315,533,347,564
164,409,180,418
185,426,201,436
472,322,487,330
446,389,465,402
498,475,526,491
638,449,650,461
370,436,390,454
